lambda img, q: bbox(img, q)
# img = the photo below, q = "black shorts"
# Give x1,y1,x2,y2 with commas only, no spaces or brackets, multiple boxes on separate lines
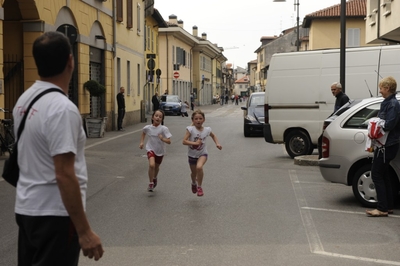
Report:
16,214,81,266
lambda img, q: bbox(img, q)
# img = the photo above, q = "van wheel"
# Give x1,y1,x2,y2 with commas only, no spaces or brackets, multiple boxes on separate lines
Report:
352,164,377,208
285,130,311,158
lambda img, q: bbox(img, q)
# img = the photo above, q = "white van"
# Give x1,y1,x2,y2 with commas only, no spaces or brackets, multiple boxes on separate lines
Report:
263,45,400,158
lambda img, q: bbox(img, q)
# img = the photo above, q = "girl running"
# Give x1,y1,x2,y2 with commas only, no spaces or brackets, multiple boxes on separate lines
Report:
139,110,172,192
182,109,222,196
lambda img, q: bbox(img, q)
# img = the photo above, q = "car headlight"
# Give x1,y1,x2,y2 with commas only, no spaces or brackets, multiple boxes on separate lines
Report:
245,115,257,121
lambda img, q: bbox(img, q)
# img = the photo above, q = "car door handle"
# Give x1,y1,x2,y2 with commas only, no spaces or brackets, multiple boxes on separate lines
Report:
315,101,327,104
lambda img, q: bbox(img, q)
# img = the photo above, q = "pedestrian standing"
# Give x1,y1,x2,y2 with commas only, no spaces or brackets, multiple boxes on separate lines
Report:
117,86,125,131
182,109,222,197
235,94,239,105
181,101,189,117
12,31,103,265
366,76,400,217
152,92,160,111
190,93,195,111
139,110,172,192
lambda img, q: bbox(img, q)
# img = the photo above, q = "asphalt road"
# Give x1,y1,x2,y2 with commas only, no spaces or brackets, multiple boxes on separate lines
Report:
1,102,400,266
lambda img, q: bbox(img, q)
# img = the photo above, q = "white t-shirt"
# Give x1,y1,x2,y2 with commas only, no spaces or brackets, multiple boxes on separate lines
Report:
143,124,172,156
186,126,212,158
181,103,188,113
13,80,88,216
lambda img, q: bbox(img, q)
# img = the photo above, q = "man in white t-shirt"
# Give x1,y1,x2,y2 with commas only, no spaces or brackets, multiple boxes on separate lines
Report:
13,31,103,265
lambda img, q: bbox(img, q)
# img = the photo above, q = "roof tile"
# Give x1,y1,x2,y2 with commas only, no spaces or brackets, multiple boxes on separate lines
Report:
305,0,366,18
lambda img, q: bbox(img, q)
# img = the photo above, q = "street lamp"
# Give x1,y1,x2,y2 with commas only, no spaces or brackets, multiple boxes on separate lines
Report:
274,0,300,51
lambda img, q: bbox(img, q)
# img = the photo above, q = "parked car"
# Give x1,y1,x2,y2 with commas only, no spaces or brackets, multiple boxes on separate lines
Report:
160,95,182,115
241,92,265,137
319,95,400,208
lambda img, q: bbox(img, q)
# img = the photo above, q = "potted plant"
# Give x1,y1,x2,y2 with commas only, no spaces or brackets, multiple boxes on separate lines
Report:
83,80,107,138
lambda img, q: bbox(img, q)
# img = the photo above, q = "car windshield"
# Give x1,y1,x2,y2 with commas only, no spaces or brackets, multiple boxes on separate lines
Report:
161,95,180,103
249,95,264,107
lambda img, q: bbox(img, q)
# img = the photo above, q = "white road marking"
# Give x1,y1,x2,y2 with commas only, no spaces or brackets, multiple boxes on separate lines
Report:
291,169,400,265
303,206,400,218
84,129,141,150
289,170,324,253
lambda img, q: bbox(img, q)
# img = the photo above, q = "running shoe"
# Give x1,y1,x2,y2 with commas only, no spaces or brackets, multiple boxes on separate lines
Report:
197,187,204,197
153,178,157,188
191,183,197,193
148,183,154,192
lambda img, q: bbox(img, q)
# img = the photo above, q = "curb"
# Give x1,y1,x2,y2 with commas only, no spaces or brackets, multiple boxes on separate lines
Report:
294,155,319,166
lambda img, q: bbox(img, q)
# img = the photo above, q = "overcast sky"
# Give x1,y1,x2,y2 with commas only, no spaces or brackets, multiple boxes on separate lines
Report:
155,0,342,68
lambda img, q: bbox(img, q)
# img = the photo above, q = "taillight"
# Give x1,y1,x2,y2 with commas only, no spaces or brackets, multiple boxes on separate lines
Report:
264,104,270,124
322,136,329,158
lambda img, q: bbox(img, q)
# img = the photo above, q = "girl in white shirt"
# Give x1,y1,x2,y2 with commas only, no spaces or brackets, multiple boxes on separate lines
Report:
182,109,222,196
139,110,172,191
181,101,189,117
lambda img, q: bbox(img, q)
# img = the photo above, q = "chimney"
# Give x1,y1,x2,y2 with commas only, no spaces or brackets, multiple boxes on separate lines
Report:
178,20,184,28
192,26,198,37
169,14,178,25
201,32,207,40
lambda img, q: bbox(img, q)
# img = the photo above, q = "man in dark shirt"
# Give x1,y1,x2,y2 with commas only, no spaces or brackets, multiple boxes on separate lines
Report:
318,82,349,158
117,87,125,131
331,82,350,112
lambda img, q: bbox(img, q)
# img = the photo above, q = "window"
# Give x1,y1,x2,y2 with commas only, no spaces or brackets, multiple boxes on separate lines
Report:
117,57,121,92
127,0,132,28
250,95,264,106
137,64,140,96
116,0,123,22
127,61,131,95
137,3,141,34
200,55,211,72
151,31,154,52
344,103,380,129
146,25,150,50
176,47,186,66
347,28,360,47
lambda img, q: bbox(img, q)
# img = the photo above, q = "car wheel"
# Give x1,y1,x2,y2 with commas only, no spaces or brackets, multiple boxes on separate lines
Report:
285,130,311,158
244,125,250,137
352,164,377,208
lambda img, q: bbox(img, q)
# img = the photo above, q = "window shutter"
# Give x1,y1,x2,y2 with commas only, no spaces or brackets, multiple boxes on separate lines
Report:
127,0,133,28
116,0,123,22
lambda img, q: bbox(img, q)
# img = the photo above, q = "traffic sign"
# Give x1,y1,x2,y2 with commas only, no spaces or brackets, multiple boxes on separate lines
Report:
173,71,180,79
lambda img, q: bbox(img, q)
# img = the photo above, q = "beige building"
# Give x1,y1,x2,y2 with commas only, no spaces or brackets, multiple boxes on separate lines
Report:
158,15,226,106
365,0,400,44
144,7,167,113
233,75,250,97
303,0,368,50
0,0,152,132
254,0,369,92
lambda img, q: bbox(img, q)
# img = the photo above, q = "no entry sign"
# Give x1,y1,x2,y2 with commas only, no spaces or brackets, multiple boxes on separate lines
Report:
173,71,179,79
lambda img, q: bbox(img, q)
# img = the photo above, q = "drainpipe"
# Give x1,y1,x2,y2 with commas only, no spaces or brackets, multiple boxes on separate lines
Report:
112,0,117,130
166,35,169,94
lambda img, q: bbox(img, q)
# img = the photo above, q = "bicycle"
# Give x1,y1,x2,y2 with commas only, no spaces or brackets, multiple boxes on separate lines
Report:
0,108,15,155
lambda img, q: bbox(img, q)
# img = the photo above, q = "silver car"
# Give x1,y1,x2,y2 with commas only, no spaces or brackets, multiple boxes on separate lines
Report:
319,95,400,208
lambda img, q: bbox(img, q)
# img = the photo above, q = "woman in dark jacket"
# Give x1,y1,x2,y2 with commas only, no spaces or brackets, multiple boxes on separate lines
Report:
367,76,400,217
152,92,160,111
